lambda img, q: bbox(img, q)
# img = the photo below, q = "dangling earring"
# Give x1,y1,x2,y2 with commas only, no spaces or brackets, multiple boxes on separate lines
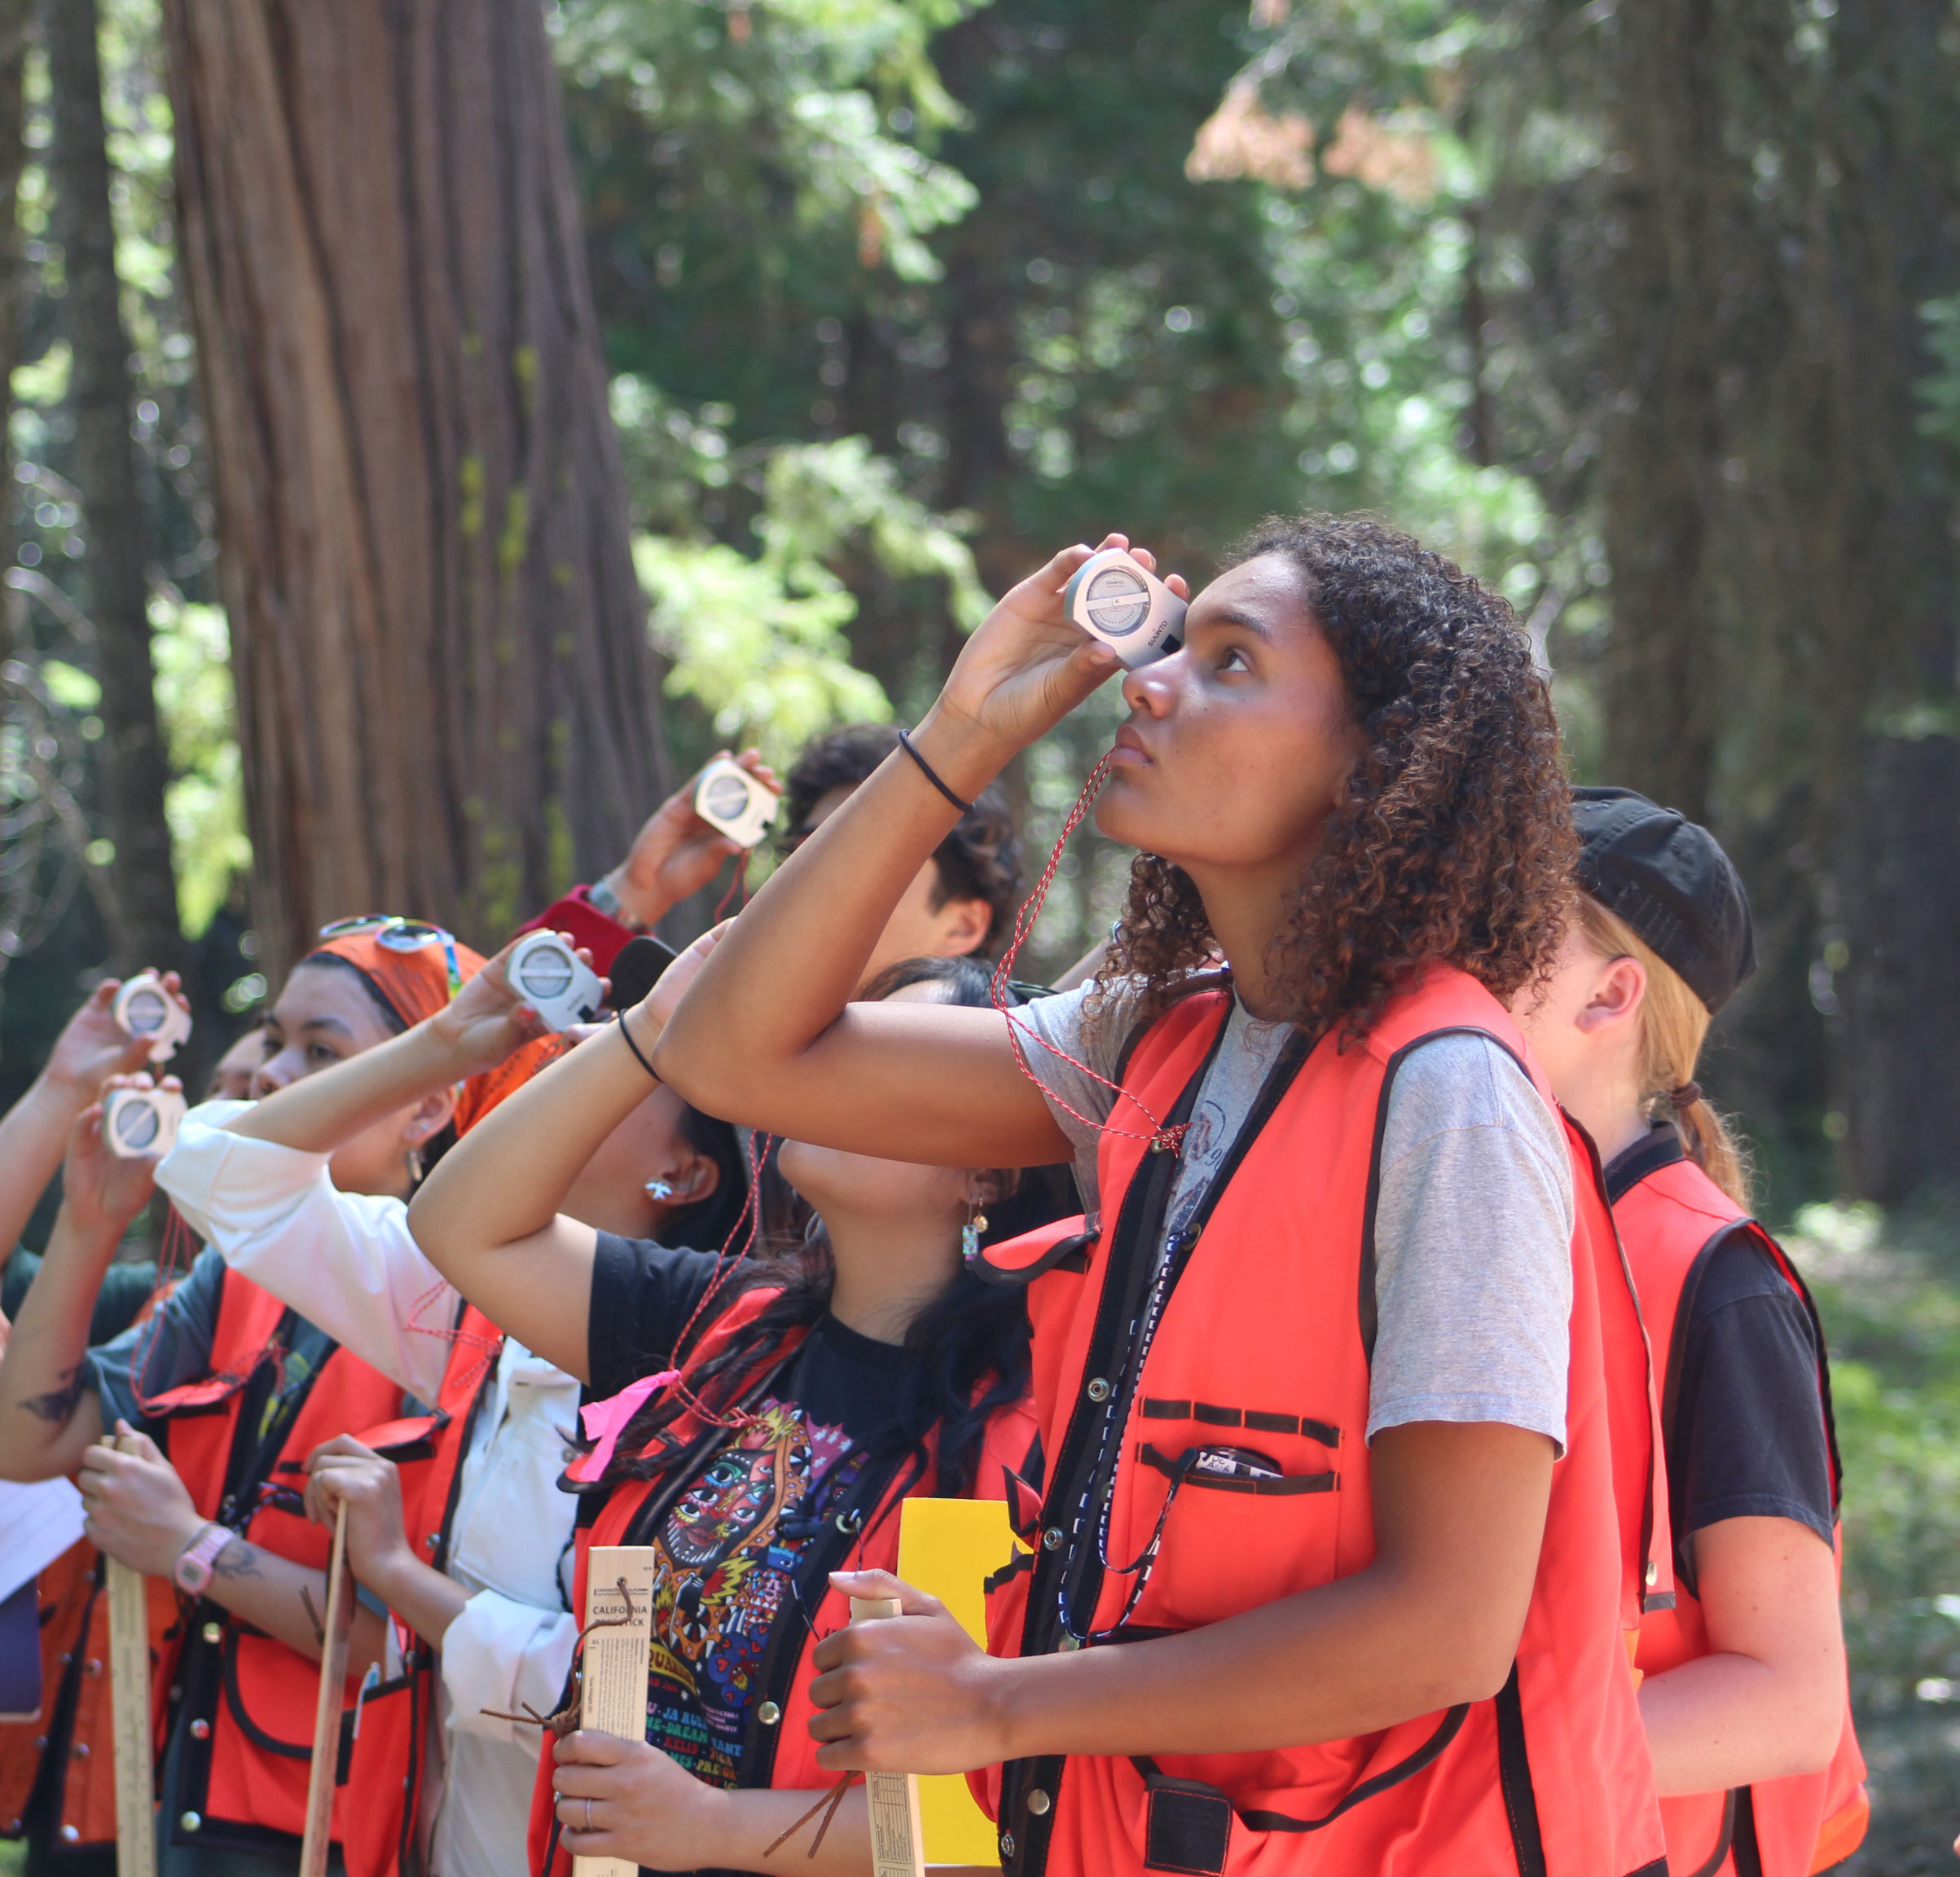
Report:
644,1176,676,1202
962,1201,989,1264
407,1143,425,1188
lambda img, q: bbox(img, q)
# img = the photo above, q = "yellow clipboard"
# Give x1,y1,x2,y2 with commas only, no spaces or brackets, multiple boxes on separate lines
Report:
895,1497,1026,1872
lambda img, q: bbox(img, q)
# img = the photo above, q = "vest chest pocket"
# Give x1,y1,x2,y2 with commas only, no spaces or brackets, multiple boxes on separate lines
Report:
1113,1409,1344,1631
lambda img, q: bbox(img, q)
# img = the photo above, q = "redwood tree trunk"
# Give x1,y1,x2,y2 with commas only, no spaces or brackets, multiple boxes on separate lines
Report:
47,0,183,974
158,0,666,972
1594,0,1725,826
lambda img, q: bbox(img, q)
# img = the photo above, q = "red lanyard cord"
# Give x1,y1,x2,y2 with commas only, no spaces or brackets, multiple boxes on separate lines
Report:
987,754,1188,1158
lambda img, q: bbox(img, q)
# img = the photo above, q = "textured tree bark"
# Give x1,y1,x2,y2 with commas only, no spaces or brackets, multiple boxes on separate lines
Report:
1593,0,1725,826
158,0,666,973
46,0,183,974
0,0,30,595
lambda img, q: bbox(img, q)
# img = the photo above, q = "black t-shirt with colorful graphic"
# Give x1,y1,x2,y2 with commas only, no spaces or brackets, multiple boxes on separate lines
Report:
588,1234,920,1787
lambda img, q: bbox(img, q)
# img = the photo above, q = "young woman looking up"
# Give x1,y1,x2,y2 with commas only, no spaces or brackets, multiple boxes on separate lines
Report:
152,935,740,1877
407,954,1048,1877
649,518,1670,1877
0,923,481,1876
1515,787,1866,1877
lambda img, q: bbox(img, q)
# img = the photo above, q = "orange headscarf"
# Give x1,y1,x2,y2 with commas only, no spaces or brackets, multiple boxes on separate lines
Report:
303,921,486,1030
452,1032,576,1136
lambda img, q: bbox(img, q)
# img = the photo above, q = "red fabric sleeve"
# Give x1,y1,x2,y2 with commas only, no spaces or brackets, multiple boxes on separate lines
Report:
515,889,638,976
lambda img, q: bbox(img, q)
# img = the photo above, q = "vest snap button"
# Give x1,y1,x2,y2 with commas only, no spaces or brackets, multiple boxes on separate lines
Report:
70,1742,88,1761
83,1658,102,1677
428,1532,442,1551
1085,1378,1110,1403
1042,1527,1061,1550
202,1621,222,1645
59,1825,80,1844
1027,1789,1052,1815
757,1701,782,1725
57,1651,71,1667
1000,1831,1016,1859
31,1736,45,1752
180,1812,202,1833
190,1719,211,1740
7,1818,22,1834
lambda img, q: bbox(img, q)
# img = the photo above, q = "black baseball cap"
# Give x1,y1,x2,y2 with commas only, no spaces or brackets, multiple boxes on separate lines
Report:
1571,787,1757,1014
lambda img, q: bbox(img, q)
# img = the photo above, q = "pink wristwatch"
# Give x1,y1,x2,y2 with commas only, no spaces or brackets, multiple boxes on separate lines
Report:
173,1522,232,1595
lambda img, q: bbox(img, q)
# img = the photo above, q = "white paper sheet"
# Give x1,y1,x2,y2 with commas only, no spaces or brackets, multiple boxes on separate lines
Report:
0,1476,87,1603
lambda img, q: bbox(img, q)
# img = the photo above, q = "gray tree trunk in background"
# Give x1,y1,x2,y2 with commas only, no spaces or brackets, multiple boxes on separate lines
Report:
1579,0,1960,1202
158,0,666,975
1593,0,1725,826
45,0,182,974
0,0,32,603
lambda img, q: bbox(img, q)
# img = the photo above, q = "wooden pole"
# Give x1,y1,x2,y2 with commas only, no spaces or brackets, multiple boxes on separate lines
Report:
298,1501,353,1877
850,1595,926,1877
105,1435,156,1877
570,1547,658,1877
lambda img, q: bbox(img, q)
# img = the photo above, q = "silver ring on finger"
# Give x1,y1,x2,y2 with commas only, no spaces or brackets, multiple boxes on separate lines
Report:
585,1797,593,1832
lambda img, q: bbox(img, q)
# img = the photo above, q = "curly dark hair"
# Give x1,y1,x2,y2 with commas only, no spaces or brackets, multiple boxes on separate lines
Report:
1102,512,1574,1044
783,723,1022,955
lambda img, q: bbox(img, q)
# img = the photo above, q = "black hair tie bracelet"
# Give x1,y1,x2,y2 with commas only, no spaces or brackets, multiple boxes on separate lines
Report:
898,728,974,815
618,1015,661,1082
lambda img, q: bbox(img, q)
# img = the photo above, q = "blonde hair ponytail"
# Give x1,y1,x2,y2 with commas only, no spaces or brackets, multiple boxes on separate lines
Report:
1574,897,1754,1210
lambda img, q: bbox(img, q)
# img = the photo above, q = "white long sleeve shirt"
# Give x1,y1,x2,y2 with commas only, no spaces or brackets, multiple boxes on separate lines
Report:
156,1102,579,1877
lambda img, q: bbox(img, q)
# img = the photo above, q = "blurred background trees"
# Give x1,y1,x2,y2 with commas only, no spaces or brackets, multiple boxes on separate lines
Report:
0,0,1958,1862
2,0,1954,1198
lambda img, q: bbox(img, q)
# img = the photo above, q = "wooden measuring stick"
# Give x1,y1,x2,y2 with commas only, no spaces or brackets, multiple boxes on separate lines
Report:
570,1546,658,1877
298,1501,354,1877
850,1595,927,1877
105,1432,156,1877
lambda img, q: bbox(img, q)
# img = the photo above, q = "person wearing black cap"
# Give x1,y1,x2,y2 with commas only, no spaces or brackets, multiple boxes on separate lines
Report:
1516,786,1868,1877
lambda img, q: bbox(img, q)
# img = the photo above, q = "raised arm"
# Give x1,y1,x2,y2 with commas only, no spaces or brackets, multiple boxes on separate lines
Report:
653,542,1154,1169
225,935,552,1155
406,991,675,1382
0,977,176,1266
0,1089,160,1479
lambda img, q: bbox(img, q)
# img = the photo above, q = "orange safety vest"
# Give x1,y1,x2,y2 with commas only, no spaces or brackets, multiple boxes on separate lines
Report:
1,1265,182,1859
147,1267,429,1859
332,1303,505,1877
0,1541,175,1853
526,1284,1040,1877
973,970,1669,1877
1615,1141,1870,1876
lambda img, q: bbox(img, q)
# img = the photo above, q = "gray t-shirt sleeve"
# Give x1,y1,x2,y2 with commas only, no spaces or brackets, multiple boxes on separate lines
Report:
1366,1034,1574,1452
85,1243,227,1435
1011,981,1147,1214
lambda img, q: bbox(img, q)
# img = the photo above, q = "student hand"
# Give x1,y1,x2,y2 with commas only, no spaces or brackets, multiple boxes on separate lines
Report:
806,1568,1011,1774
636,921,732,1031
77,1422,204,1576
926,535,1187,778
600,749,782,929
59,1079,166,1238
303,1436,415,1593
42,978,178,1105
552,1731,732,1870
427,937,561,1070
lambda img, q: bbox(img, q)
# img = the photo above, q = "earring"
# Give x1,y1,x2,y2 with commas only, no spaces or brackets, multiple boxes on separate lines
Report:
407,1144,425,1187
961,1206,989,1263
644,1176,675,1202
